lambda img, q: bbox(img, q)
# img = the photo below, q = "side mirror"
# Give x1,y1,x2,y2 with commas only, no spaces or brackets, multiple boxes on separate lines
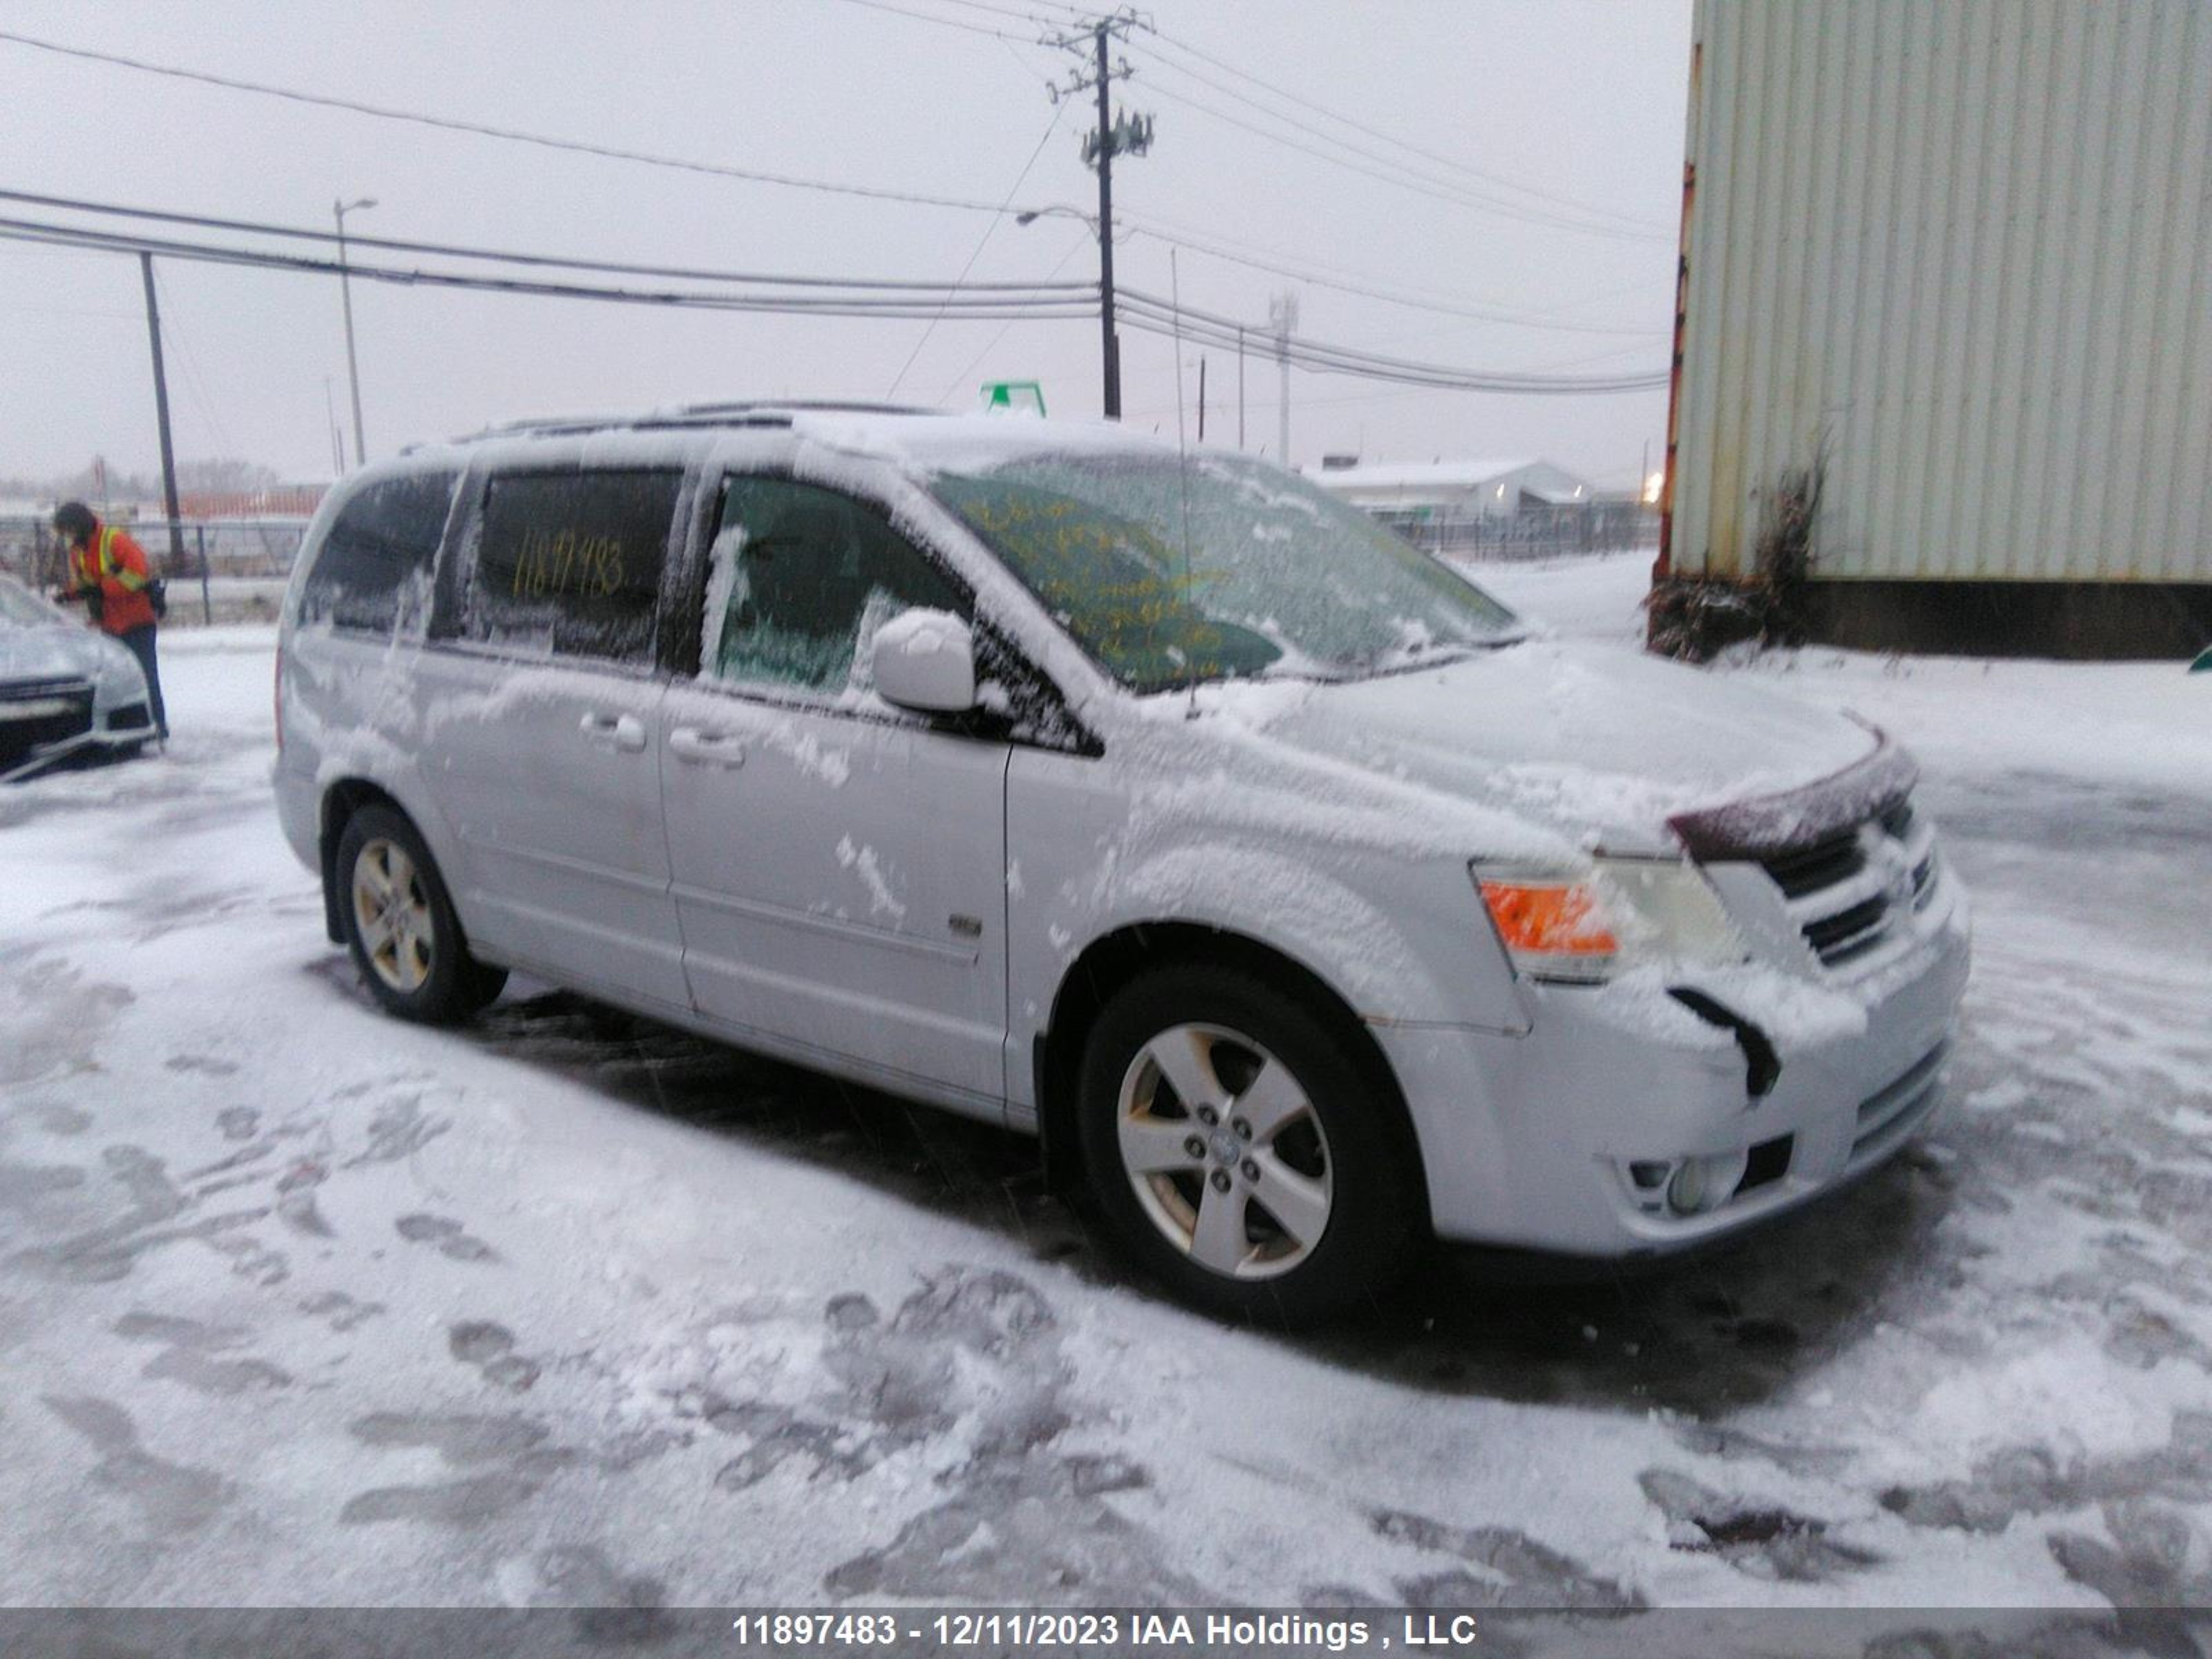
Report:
871,608,977,714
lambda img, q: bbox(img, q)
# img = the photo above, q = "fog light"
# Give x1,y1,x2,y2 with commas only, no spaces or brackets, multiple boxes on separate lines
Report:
1665,1151,1750,1217
1665,1161,1707,1215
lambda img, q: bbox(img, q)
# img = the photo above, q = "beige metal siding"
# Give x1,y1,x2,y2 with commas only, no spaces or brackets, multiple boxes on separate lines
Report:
1671,0,2212,583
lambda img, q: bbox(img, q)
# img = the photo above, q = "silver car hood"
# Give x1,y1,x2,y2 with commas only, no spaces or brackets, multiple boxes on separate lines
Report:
0,620,145,720
1204,641,1881,857
0,623,111,685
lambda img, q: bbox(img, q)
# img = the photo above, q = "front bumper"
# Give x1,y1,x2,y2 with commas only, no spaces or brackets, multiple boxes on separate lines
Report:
0,685,153,782
1376,873,1971,1258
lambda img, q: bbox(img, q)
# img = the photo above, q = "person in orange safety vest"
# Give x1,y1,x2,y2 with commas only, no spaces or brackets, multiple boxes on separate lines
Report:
53,500,167,741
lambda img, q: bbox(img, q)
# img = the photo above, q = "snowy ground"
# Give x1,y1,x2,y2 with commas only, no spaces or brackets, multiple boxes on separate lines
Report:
3,559,2211,1637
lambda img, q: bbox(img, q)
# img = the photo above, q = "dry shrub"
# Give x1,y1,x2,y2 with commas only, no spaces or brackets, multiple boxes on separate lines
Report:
1647,460,1824,662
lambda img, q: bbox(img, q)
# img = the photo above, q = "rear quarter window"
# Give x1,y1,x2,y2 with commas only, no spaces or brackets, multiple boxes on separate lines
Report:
458,469,682,665
299,472,458,635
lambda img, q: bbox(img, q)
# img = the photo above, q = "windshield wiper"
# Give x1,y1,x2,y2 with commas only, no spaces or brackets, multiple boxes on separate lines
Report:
1350,640,1517,679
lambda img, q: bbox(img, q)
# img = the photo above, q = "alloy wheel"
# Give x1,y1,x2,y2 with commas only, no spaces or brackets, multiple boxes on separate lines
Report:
1114,1022,1335,1280
351,837,435,995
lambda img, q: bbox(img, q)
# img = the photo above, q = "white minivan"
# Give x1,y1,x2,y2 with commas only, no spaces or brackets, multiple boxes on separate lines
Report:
275,404,1969,1322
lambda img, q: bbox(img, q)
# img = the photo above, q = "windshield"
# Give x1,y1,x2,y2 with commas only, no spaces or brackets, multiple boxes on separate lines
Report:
0,579,65,629
931,451,1523,692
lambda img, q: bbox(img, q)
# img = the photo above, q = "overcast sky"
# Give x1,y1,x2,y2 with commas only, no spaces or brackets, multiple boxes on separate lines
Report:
1,0,1690,491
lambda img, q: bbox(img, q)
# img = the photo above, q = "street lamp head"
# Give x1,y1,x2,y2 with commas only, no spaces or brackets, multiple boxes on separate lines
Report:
1015,204,1099,236
336,196,377,217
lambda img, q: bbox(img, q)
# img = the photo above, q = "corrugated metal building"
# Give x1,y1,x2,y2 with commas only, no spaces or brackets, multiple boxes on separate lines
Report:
1660,0,2212,657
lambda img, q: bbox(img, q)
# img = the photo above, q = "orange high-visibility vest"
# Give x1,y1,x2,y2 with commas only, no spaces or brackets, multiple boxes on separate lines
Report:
69,522,158,635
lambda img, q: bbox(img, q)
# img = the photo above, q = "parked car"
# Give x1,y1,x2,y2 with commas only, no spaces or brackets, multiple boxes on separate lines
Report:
0,572,157,782
274,404,1970,1322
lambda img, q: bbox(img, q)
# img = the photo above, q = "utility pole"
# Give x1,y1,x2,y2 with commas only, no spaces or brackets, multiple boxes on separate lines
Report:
326,377,346,478
1268,290,1299,465
1237,325,1246,449
334,196,376,466
1197,355,1206,444
138,253,185,579
1047,11,1150,420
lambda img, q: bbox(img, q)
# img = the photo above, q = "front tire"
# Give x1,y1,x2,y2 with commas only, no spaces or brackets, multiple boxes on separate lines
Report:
1076,964,1418,1324
335,804,506,1024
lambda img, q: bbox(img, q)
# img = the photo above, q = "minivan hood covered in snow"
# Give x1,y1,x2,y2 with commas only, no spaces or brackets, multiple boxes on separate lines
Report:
1210,641,1881,857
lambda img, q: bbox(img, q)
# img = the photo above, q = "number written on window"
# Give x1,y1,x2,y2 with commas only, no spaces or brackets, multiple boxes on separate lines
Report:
466,469,682,664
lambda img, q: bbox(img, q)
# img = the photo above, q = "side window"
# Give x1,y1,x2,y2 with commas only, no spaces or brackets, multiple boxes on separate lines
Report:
706,476,965,693
300,472,456,634
464,469,682,664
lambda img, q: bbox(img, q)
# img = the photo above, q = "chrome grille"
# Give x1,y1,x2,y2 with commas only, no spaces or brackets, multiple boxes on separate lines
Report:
1,675,91,705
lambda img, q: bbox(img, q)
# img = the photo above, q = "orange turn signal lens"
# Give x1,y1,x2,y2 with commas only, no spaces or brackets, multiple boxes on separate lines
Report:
1477,879,1620,957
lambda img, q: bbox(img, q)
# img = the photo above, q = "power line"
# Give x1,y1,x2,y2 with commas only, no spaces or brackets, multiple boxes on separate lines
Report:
4,24,1671,344
0,28,1044,218
0,218,1100,320
148,265,243,459
1112,203,1664,335
1118,199,1634,311
1,212,1657,399
1134,49,1666,242
20,184,1663,348
1134,76,1667,244
829,0,1030,41
0,189,1096,294
937,225,1094,404
927,0,1094,27
1115,289,1666,393
1122,221,1665,337
888,100,1069,395
1142,24,1671,237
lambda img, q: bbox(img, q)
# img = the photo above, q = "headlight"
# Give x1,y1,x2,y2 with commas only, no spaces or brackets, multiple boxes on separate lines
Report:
90,639,145,705
1473,858,1747,985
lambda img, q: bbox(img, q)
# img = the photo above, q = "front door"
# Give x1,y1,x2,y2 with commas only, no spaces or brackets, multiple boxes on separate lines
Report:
659,474,1010,1110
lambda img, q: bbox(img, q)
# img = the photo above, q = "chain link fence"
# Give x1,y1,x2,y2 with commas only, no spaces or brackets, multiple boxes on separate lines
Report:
1377,502,1659,561
1,514,308,626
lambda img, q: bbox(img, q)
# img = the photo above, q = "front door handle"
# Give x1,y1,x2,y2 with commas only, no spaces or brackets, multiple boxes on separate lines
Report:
668,726,747,768
580,711,648,753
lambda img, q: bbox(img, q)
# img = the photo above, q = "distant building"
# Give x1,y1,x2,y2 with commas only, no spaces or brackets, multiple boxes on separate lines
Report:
1306,458,1593,523
1306,458,1651,558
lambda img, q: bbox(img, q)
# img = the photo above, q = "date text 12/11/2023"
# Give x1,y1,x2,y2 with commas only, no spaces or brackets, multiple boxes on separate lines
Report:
726,1611,1486,1650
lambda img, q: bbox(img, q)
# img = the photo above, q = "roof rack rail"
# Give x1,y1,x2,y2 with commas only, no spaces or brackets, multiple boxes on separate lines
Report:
455,400,948,444
669,398,945,419
461,411,639,440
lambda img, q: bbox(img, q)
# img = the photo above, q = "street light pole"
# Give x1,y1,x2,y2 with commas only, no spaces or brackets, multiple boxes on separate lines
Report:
333,196,375,467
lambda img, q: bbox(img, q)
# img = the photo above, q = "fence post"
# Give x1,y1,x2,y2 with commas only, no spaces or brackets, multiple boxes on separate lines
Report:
197,524,211,626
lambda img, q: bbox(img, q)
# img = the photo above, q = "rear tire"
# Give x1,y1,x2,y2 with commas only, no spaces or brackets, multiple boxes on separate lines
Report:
335,804,505,1024
1075,964,1418,1325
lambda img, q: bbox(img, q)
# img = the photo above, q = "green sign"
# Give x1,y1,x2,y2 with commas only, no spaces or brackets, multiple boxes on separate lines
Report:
980,380,1047,416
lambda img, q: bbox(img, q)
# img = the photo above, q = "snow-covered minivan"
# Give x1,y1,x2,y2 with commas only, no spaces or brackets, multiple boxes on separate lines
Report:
275,404,1969,1322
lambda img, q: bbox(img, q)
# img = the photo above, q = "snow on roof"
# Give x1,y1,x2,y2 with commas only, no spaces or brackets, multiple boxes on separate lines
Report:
1304,459,1538,491
437,404,1181,472
1521,480,1594,505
